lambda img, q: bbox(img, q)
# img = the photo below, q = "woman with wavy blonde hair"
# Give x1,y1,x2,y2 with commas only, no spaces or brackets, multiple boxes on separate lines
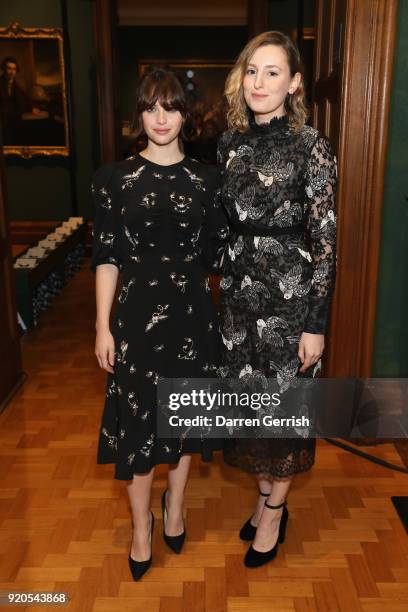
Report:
218,31,337,568
225,30,308,132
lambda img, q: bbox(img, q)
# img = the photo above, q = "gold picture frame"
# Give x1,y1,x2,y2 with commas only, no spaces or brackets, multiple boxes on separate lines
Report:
0,21,70,158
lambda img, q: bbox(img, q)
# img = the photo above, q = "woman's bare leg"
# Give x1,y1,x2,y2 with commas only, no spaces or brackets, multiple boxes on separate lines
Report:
165,454,192,536
250,476,273,526
252,476,292,552
127,468,155,561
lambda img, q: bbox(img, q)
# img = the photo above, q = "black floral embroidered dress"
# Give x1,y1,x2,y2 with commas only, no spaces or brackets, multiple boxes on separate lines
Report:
91,154,228,480
218,113,337,479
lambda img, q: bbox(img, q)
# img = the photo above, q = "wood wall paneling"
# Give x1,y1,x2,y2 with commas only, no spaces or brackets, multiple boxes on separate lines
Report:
93,0,121,164
313,0,398,377
118,0,247,26
247,0,269,38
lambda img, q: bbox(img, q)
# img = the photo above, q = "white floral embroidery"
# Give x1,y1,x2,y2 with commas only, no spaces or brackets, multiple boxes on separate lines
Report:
99,232,114,246
140,433,155,457
178,337,197,360
106,381,117,397
141,192,157,208
170,272,188,293
128,391,138,416
170,192,192,212
122,165,146,189
118,278,136,303
145,304,169,332
115,340,128,364
101,427,117,449
124,226,139,249
182,166,206,191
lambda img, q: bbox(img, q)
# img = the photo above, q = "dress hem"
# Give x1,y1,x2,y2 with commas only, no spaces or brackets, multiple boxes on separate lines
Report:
97,449,220,480
222,453,315,481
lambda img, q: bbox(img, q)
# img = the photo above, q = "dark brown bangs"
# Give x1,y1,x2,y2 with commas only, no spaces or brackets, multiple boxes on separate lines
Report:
136,69,187,116
131,68,191,138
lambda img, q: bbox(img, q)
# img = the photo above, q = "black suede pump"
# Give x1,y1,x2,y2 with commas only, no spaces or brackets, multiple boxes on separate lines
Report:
161,489,186,554
128,511,154,580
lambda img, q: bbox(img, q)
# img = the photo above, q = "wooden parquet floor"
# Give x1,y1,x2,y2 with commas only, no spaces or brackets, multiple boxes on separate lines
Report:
1,258,408,612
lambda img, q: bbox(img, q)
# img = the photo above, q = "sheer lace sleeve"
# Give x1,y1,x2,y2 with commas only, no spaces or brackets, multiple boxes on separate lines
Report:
217,130,233,178
200,166,229,273
304,135,337,334
90,163,124,273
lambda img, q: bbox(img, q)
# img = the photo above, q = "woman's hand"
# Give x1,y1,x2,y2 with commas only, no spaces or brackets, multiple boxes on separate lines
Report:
95,327,115,373
298,332,324,373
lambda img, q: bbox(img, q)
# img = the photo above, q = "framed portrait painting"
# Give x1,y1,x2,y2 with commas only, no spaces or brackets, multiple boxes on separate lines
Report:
0,22,70,157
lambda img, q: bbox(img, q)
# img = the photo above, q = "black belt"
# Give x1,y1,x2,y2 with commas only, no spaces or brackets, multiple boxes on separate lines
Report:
229,221,304,237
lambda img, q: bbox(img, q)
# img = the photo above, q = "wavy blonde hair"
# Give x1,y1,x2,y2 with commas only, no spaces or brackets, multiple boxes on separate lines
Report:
225,31,308,132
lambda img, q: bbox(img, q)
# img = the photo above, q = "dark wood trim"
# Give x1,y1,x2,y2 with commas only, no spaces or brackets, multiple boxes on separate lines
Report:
60,0,78,215
326,0,398,376
0,373,26,416
92,0,120,163
247,0,268,39
0,145,23,408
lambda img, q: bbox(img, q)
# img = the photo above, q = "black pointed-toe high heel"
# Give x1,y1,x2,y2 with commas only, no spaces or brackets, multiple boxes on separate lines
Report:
161,489,186,554
244,500,288,568
128,511,154,581
239,491,270,541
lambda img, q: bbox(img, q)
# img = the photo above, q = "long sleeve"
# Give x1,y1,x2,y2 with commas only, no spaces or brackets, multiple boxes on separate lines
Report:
303,135,337,334
90,163,124,273
217,130,233,179
200,165,229,273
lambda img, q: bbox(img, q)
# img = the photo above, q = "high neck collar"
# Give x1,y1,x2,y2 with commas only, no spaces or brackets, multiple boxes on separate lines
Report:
248,109,289,134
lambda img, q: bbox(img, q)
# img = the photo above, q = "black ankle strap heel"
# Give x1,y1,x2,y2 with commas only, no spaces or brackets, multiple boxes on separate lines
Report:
239,491,272,542
264,500,286,509
244,500,289,569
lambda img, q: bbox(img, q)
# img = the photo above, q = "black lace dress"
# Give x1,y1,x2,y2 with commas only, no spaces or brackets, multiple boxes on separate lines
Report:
217,113,337,479
91,154,229,480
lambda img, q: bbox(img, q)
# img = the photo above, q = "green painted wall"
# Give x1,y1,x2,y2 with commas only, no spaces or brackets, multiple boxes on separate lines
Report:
372,0,408,376
0,0,97,221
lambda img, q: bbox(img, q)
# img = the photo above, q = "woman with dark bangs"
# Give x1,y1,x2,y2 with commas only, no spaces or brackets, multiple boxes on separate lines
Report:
218,32,337,568
91,68,228,580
